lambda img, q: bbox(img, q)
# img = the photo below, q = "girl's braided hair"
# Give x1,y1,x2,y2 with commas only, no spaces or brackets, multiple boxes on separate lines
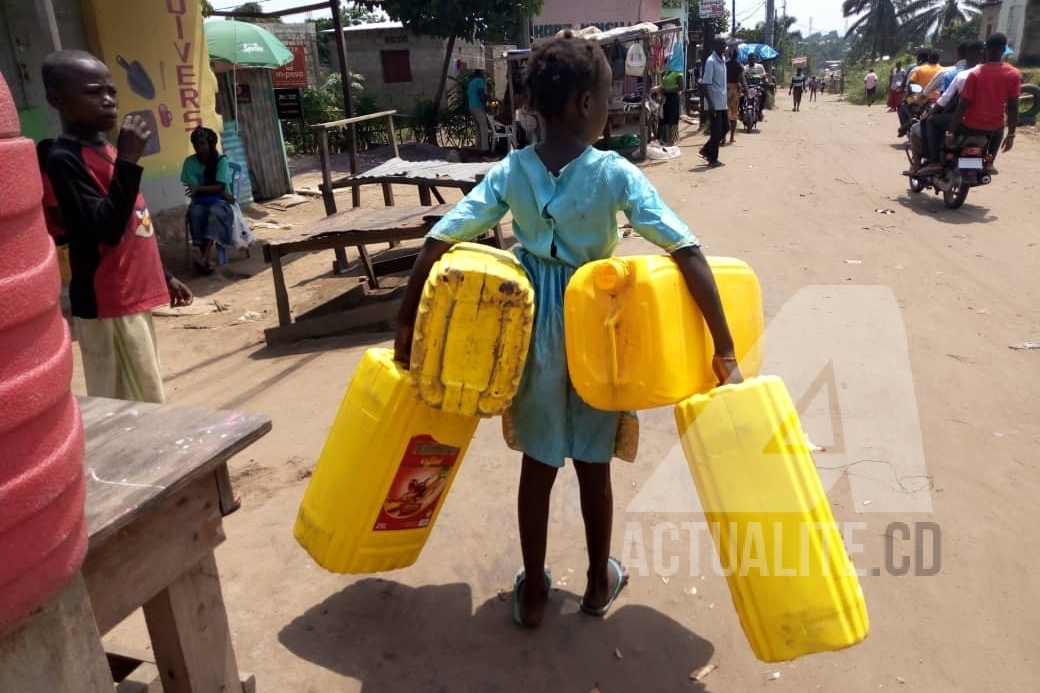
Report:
525,31,608,120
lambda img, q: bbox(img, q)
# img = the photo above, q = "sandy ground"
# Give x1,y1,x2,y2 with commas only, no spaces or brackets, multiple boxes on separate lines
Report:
88,91,1040,693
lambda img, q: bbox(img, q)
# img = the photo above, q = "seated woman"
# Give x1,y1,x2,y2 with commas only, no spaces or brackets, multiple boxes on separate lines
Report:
181,127,234,274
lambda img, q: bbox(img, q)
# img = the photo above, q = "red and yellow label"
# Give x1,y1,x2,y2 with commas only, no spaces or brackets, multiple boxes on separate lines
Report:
373,435,460,531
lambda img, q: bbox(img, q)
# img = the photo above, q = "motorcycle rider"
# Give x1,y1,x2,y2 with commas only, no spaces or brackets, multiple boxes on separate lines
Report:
745,53,767,122
913,41,985,176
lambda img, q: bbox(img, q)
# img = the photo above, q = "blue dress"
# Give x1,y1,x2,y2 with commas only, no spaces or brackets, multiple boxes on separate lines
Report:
428,147,700,467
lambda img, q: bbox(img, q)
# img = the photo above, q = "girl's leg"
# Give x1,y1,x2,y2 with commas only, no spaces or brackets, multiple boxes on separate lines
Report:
188,204,216,271
573,459,616,610
517,454,558,627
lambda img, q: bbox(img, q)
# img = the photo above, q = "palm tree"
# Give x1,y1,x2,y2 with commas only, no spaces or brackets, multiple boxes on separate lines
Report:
842,0,903,60
898,0,984,46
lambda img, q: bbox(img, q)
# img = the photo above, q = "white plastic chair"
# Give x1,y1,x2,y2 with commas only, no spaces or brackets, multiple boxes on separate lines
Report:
487,113,514,151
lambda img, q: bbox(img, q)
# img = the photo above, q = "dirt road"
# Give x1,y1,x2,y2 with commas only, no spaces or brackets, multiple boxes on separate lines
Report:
94,90,1040,692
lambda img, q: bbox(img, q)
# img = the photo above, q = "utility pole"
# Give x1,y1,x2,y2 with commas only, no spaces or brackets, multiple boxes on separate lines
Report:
330,0,358,177
732,0,737,34
808,16,812,36
764,0,775,47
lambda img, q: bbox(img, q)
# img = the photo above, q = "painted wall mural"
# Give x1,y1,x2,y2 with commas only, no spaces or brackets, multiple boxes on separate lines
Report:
82,0,222,180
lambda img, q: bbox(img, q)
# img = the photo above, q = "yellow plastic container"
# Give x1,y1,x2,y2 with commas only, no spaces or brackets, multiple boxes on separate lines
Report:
411,242,535,417
294,348,480,574
674,376,870,662
564,255,763,411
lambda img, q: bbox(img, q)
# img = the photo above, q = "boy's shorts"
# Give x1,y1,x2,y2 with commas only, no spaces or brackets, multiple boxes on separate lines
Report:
74,311,165,404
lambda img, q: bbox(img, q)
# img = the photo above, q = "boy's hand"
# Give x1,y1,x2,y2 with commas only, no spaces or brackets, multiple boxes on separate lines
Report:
393,324,413,369
116,114,153,164
712,354,744,386
184,184,198,197
167,277,193,308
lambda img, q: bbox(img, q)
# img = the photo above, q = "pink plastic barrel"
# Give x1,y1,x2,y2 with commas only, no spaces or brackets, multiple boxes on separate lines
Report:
0,74,87,636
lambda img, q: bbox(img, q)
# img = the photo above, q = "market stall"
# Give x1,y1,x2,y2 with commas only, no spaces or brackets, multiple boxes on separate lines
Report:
590,22,685,161
500,22,684,160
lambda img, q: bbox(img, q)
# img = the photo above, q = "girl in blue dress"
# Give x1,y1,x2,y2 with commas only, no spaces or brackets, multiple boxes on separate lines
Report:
395,33,743,628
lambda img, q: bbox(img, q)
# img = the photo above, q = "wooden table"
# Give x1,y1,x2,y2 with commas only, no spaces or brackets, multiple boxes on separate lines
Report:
83,397,271,692
260,198,506,347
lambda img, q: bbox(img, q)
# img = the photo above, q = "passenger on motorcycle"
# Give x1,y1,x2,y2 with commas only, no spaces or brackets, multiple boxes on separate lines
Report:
912,41,985,176
898,50,931,135
920,34,1020,177
920,43,970,102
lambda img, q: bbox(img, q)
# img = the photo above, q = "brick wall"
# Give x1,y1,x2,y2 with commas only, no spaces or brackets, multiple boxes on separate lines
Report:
327,27,490,113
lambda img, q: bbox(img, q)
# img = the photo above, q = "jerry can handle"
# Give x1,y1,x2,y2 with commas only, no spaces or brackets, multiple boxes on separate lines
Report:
604,305,622,385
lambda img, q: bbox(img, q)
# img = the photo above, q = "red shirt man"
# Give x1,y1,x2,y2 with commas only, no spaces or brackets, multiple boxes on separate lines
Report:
960,61,1021,131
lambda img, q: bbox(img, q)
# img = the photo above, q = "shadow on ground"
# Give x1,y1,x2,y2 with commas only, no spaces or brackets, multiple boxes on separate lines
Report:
894,191,998,224
279,579,716,693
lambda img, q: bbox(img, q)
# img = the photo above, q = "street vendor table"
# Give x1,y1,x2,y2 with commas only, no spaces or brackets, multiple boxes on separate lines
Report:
0,397,270,692
84,397,270,692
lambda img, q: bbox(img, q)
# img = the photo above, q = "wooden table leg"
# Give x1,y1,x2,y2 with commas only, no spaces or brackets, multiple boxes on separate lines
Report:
492,223,505,248
0,573,114,693
270,250,292,328
333,247,350,274
143,552,243,693
430,187,446,204
357,244,379,289
382,183,400,248
418,185,432,206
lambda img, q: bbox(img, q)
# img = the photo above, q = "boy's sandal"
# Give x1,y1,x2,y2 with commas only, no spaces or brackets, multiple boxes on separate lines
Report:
512,567,552,628
579,557,629,618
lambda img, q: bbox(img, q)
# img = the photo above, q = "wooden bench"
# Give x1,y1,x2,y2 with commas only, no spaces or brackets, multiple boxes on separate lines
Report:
260,203,504,347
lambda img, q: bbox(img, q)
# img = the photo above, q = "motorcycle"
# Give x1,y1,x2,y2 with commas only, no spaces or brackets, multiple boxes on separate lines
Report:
741,83,762,132
905,131,993,209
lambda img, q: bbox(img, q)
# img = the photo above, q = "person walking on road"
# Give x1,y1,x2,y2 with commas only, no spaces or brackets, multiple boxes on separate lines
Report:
698,37,728,167
864,68,879,106
725,48,746,144
789,68,807,111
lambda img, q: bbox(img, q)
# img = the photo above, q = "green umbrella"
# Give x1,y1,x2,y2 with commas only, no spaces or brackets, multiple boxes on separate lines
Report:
204,19,293,68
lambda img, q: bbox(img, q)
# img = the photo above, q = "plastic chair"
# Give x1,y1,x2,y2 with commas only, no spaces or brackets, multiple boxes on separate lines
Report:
487,113,514,152
184,160,248,267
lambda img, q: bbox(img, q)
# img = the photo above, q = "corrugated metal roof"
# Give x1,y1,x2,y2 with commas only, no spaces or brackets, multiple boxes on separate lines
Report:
319,21,404,33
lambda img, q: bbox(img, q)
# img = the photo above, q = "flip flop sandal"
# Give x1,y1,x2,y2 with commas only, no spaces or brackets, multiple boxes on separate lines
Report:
512,567,552,628
579,557,629,618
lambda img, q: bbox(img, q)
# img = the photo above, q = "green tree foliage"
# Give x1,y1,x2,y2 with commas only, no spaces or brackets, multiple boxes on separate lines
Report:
899,0,983,46
843,0,982,63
